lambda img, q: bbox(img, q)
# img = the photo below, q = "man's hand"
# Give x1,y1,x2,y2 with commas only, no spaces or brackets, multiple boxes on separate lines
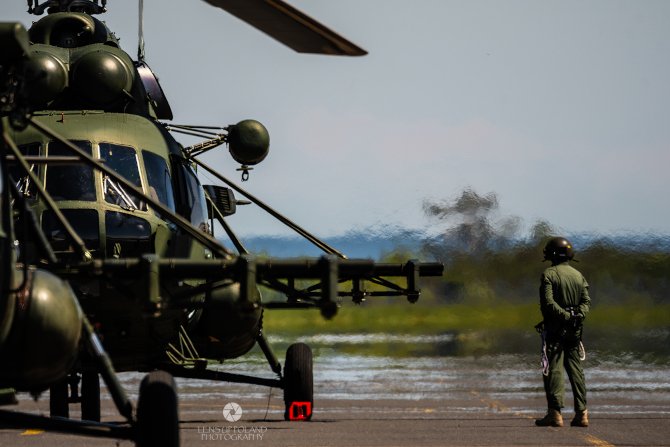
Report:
569,312,584,327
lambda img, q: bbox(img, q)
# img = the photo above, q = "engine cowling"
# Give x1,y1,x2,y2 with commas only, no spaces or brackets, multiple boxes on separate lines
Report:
23,50,68,106
70,48,135,106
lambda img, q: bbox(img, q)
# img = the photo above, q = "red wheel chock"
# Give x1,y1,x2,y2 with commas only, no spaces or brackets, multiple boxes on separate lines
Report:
288,401,312,421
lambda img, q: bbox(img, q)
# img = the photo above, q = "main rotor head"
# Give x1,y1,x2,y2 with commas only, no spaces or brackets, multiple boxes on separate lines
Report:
28,0,107,15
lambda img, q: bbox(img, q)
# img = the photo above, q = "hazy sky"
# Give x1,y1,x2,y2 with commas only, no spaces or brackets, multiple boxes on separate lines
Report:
3,1,669,237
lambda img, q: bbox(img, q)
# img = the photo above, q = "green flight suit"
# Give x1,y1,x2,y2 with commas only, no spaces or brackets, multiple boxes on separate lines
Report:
539,261,591,412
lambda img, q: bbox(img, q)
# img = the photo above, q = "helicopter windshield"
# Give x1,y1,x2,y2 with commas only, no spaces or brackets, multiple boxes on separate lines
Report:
100,143,146,211
142,150,176,213
46,140,95,201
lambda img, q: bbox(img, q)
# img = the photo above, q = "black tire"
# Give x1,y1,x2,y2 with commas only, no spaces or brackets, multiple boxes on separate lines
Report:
49,378,69,418
81,371,101,422
283,342,313,421
136,370,179,447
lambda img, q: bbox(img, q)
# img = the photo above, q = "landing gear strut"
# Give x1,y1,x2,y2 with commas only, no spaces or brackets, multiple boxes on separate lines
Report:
48,378,69,418
48,371,101,422
81,371,100,422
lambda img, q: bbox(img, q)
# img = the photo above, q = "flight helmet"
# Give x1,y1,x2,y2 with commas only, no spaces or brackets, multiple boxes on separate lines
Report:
543,237,575,262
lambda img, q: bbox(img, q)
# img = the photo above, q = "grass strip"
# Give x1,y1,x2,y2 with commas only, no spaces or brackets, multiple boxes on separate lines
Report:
262,303,670,336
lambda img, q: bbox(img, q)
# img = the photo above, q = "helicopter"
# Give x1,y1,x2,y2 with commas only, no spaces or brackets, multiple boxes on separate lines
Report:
0,1,443,446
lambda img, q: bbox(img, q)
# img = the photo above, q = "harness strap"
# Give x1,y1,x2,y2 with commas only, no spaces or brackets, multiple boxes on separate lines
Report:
540,330,550,376
535,321,550,376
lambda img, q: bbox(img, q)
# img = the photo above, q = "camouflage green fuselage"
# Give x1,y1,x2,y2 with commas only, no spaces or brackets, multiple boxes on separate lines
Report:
10,111,213,370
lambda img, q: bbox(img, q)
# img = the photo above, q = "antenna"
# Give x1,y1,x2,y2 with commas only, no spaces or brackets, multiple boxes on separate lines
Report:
137,0,145,62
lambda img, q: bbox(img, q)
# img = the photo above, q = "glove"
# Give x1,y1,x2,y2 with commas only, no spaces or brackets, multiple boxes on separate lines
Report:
569,312,584,327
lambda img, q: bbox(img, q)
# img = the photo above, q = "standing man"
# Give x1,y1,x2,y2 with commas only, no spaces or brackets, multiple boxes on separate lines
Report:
535,237,591,428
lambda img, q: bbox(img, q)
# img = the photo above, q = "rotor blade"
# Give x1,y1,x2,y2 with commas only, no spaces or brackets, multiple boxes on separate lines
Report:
202,0,367,56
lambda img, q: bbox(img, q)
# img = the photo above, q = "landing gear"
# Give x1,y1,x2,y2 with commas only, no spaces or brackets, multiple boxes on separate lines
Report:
49,378,69,418
136,370,180,447
283,343,313,421
81,371,100,422
48,371,101,421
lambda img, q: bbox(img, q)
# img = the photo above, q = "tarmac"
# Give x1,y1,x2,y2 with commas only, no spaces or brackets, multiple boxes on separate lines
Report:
1,387,668,446
1,351,669,446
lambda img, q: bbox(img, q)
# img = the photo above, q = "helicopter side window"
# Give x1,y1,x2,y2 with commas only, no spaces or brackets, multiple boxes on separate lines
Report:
100,143,146,211
142,150,176,214
173,158,210,234
8,143,40,200
45,140,95,201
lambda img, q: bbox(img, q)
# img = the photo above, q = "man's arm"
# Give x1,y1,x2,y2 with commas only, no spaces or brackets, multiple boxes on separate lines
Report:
540,272,571,321
578,277,591,318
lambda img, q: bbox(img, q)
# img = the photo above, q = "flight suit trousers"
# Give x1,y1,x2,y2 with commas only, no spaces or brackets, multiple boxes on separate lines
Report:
543,339,587,412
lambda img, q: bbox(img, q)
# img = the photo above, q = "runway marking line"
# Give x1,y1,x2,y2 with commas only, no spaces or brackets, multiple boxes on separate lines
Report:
20,429,43,436
584,434,615,447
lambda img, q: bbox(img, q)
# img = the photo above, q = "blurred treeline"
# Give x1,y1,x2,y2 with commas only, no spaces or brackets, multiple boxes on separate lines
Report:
389,188,670,307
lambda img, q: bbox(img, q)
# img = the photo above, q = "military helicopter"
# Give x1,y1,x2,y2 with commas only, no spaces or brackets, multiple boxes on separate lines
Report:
0,1,442,446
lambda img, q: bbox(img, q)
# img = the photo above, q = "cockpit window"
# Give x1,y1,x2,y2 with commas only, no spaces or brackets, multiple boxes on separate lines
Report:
100,143,146,211
46,140,95,201
142,150,176,213
8,143,40,200
105,211,152,258
42,209,100,254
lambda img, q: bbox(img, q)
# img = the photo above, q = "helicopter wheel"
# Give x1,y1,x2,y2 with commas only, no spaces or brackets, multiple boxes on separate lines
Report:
49,378,69,418
136,370,179,447
81,371,101,422
283,343,313,421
